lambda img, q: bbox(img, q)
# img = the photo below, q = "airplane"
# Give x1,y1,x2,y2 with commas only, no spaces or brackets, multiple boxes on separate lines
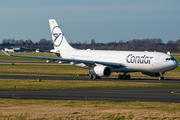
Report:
2,19,179,80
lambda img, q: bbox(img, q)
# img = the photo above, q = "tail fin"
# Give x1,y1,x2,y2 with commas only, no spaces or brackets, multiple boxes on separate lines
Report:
49,19,74,50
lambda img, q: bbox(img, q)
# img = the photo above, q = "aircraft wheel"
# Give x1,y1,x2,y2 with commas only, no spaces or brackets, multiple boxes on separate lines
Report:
122,74,126,79
118,74,122,79
126,74,130,79
159,76,164,80
89,74,93,79
93,75,97,80
97,76,101,79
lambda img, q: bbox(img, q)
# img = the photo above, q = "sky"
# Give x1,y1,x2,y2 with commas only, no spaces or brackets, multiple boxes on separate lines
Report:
0,0,180,43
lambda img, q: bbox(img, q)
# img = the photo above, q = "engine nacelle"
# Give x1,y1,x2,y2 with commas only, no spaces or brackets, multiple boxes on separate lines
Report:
89,66,111,77
142,72,160,77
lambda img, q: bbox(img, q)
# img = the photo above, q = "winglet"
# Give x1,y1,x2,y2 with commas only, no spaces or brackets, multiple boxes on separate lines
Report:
1,50,11,56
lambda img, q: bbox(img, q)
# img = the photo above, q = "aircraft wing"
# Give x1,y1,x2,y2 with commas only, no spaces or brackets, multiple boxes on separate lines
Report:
2,50,124,68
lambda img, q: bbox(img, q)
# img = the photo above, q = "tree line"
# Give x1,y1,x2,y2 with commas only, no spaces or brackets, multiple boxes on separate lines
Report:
1,39,53,51
1,38,180,53
71,38,180,53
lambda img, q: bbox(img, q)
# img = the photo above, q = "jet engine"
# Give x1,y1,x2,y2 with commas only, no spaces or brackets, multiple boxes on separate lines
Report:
89,65,111,77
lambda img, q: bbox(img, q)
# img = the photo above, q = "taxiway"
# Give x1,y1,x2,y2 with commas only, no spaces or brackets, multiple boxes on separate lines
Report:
0,75,180,102
0,75,180,83
0,87,180,102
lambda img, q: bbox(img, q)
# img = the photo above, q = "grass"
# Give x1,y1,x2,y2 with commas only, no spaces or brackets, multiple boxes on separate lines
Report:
0,52,58,62
0,99,180,119
0,72,78,76
0,64,89,75
171,53,180,63
0,79,180,90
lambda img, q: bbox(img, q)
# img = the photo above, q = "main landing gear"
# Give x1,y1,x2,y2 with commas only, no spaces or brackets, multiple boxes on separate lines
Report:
89,74,101,80
118,74,131,79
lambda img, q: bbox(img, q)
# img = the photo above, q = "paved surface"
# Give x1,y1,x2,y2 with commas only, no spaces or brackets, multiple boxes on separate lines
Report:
0,75,180,83
1,75,180,102
0,87,180,102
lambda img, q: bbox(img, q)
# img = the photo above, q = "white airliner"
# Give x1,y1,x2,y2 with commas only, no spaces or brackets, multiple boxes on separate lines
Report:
3,19,179,80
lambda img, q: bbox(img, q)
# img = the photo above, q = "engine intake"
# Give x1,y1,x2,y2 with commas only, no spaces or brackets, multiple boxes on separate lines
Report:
89,65,111,77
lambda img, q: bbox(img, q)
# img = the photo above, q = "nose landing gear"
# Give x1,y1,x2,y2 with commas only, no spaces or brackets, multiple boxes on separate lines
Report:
159,72,164,80
159,76,164,80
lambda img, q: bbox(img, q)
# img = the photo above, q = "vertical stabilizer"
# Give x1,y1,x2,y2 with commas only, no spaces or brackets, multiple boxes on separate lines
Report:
167,51,170,55
49,19,74,50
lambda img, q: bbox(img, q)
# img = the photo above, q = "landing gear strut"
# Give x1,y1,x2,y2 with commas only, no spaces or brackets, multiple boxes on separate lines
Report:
89,74,93,79
159,72,164,80
118,73,131,79
159,76,164,80
89,74,101,80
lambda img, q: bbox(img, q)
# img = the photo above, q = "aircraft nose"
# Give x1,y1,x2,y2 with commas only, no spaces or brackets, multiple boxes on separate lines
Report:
172,59,179,69
175,60,179,67
168,60,178,71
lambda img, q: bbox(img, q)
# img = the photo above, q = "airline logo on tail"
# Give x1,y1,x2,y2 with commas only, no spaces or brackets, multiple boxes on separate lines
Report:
51,26,63,47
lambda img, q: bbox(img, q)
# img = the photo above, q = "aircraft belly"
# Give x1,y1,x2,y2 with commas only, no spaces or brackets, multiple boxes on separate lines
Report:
111,67,136,72
116,63,153,72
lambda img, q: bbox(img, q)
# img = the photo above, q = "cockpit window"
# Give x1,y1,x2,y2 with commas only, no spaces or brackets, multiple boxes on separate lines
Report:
166,58,170,60
170,57,175,60
166,57,176,61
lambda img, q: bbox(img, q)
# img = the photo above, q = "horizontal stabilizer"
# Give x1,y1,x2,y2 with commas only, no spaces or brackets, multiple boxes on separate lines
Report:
1,50,11,56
